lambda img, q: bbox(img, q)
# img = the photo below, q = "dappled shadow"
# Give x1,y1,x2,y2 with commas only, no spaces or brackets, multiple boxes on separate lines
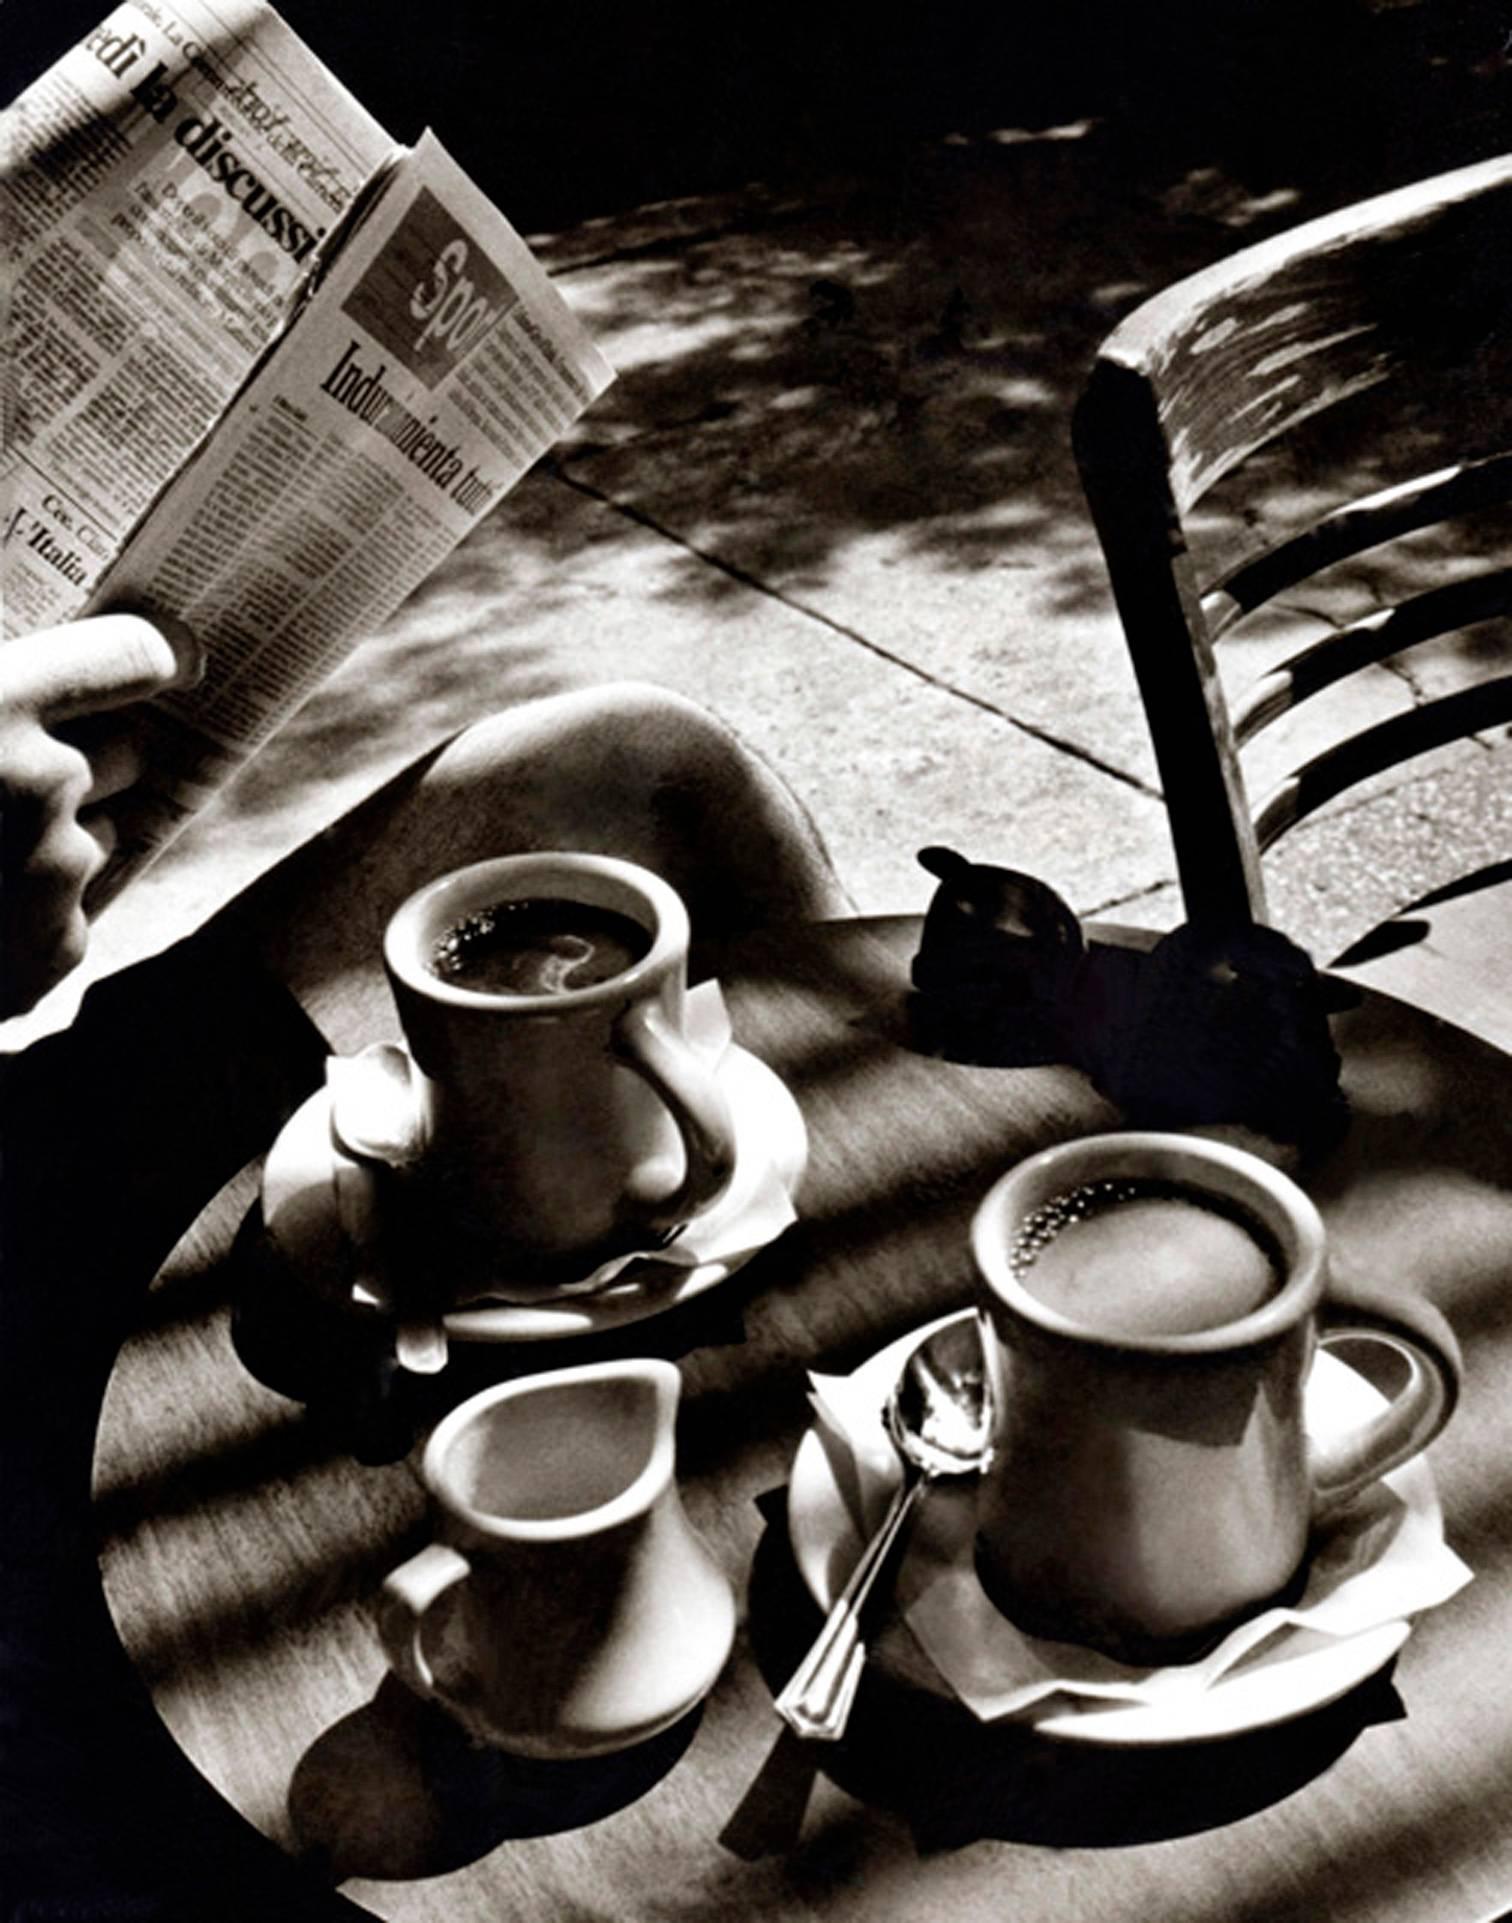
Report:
150,17,1511,946
552,127,1338,607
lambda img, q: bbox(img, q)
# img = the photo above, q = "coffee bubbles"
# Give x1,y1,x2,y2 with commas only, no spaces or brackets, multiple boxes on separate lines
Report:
429,897,651,997
1010,1177,1283,1338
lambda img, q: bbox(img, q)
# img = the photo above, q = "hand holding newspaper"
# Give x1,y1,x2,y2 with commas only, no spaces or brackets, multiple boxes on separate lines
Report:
2,1,614,897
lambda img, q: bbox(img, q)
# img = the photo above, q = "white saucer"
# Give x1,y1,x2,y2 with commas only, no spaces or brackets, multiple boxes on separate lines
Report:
261,1039,806,1342
788,1313,1450,1747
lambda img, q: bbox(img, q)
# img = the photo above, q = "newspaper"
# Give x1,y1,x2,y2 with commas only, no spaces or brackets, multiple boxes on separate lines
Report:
2,0,614,896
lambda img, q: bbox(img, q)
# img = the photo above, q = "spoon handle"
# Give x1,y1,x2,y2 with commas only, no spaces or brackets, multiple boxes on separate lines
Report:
775,1469,928,1742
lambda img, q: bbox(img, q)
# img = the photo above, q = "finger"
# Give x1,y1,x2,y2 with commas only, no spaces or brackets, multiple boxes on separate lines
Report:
105,605,205,688
54,713,147,802
79,803,133,921
22,813,111,899
74,729,145,804
78,804,121,865
0,821,102,1015
0,728,94,836
1,613,203,722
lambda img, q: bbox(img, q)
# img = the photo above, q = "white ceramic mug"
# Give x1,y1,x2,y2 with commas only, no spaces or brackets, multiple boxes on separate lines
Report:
383,852,736,1278
378,1359,736,1755
972,1132,1460,1664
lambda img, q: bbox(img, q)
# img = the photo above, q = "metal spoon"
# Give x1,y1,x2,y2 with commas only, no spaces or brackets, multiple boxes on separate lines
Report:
775,1311,995,1742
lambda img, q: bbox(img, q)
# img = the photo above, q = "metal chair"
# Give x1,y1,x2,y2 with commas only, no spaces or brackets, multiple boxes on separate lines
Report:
1073,155,1512,1044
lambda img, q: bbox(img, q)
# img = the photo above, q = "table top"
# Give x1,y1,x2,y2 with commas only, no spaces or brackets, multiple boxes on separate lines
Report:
90,917,1512,1923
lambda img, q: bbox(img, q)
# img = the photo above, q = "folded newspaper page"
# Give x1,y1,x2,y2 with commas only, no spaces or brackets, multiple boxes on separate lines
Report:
2,1,614,894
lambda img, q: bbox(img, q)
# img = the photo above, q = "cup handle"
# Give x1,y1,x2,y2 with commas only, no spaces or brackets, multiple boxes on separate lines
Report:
378,1542,471,1700
1310,1289,1461,1510
613,1000,738,1235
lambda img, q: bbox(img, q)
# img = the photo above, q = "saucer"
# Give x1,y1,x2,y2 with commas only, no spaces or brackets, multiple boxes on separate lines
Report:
261,1037,806,1342
788,1313,1457,1747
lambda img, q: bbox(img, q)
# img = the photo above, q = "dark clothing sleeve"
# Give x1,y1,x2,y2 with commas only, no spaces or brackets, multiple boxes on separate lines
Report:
0,935,375,1921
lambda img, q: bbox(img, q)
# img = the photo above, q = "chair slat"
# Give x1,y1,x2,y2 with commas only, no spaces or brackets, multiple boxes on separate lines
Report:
1232,567,1512,741
1077,156,1512,973
1253,674,1512,848
1203,452,1512,636
1098,157,1512,516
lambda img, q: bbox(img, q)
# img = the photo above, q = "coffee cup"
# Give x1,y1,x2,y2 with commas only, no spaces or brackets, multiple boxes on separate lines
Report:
971,1131,1460,1664
383,852,736,1280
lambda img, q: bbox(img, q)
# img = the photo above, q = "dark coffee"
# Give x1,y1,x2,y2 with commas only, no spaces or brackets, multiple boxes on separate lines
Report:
429,897,651,996
1010,1178,1284,1337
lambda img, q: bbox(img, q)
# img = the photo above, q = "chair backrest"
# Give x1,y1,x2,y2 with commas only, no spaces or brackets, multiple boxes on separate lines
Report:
1074,155,1512,931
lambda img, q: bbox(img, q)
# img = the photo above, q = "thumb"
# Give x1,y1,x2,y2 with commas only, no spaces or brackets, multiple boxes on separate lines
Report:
1,612,204,722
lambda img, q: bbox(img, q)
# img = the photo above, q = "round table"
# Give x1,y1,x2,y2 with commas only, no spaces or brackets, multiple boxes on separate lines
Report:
88,918,1512,1923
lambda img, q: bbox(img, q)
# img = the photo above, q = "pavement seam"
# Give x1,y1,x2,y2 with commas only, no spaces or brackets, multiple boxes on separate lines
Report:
547,463,1163,801
1086,878,1180,921
1271,596,1501,730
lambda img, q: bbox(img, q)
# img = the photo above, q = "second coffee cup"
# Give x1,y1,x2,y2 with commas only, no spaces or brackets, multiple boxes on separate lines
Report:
972,1132,1460,1665
383,852,737,1280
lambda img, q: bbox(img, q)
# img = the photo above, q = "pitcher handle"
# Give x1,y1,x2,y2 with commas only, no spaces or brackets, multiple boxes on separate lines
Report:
378,1542,470,1700
613,1000,737,1236
1311,1289,1461,1510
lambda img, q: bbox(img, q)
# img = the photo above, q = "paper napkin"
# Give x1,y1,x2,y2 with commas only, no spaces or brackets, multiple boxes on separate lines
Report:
807,1346,1472,1723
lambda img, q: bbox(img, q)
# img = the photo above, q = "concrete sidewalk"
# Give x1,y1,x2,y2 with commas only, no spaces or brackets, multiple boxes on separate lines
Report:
18,115,1509,1040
